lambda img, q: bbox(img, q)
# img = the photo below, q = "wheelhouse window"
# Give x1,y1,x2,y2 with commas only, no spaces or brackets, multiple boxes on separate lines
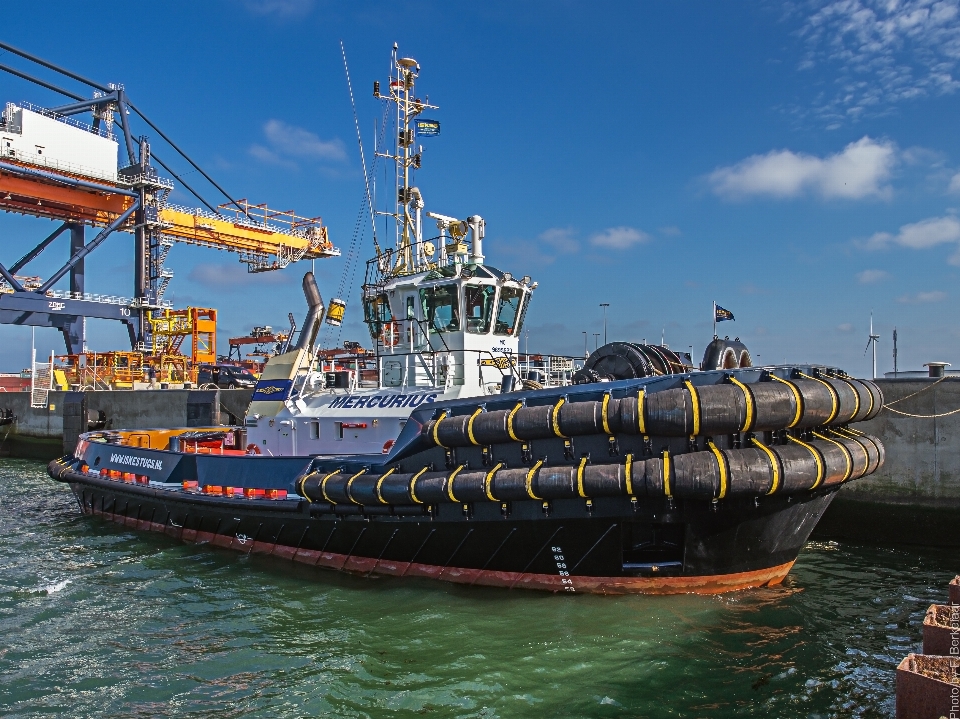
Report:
495,286,526,335
363,291,393,340
464,283,496,334
420,283,460,333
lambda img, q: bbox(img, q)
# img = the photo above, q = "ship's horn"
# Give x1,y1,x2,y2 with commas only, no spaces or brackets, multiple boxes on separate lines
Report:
294,272,325,354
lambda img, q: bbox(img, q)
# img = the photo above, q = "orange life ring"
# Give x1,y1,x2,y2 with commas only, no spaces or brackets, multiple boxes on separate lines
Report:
246,443,261,455
380,321,401,347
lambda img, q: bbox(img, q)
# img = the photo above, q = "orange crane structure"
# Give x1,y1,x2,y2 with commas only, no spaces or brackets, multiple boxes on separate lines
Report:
0,41,339,357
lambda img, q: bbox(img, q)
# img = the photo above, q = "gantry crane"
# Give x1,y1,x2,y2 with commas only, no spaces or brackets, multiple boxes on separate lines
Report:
0,41,339,355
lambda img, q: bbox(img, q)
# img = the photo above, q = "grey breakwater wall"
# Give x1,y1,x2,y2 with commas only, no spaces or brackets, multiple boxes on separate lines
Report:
0,389,254,459
814,377,960,547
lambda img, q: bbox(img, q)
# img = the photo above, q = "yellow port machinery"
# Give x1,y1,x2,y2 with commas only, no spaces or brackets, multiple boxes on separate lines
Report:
149,307,217,366
0,41,339,355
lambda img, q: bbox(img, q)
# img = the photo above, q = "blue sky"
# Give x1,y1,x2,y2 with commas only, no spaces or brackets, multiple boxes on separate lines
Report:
2,0,960,377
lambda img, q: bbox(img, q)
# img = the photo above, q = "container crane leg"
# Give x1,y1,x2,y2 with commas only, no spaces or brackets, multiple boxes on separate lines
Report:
0,261,25,292
10,222,70,275
38,200,139,294
65,223,85,353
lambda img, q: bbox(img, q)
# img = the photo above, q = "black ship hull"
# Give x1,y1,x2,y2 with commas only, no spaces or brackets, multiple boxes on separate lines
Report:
49,364,884,594
57,468,835,594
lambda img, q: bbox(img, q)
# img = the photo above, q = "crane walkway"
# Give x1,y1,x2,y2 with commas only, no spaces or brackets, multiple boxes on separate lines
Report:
0,157,338,269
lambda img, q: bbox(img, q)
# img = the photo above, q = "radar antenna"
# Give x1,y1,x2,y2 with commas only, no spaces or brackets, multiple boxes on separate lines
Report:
374,44,438,275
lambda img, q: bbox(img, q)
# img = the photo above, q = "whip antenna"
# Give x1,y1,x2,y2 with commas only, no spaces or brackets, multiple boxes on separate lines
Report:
341,41,379,252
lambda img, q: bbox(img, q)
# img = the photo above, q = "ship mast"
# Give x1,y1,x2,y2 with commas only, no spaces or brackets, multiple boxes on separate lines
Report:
374,44,438,276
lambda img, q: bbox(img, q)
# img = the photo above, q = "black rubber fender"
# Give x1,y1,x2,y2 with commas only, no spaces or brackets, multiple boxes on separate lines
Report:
298,434,884,505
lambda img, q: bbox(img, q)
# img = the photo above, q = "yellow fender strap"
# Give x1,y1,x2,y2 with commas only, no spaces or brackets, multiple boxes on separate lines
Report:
662,449,672,498
829,430,869,478
787,435,824,489
298,470,318,503
799,372,839,424
431,411,448,447
576,455,589,498
525,459,544,500
836,377,861,423
551,398,566,438
484,462,503,502
345,469,367,505
863,382,875,418
320,469,344,505
506,402,523,441
446,464,465,502
684,380,700,436
374,467,397,504
769,375,803,428
601,393,612,435
637,389,646,434
707,440,728,500
466,407,484,446
750,438,780,495
409,466,429,504
812,431,853,481
834,425,865,437
624,453,635,497
728,376,755,432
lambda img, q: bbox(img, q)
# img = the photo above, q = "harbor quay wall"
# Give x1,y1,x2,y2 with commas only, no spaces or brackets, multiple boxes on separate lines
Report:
814,377,960,547
0,377,955,546
0,388,254,459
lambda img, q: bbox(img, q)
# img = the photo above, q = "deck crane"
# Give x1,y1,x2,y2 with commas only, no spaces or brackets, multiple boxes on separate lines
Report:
0,42,339,355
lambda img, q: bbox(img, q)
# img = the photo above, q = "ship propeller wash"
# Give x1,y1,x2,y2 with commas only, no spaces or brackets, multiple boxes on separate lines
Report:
49,47,886,594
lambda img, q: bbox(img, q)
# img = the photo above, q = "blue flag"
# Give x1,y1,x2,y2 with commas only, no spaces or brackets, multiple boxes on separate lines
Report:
415,119,440,137
715,305,735,322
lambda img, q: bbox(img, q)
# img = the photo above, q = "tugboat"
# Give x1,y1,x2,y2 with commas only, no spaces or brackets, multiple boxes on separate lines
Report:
48,47,886,594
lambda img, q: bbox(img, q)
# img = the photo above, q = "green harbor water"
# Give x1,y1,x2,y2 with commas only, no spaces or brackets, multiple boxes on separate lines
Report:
1,458,955,718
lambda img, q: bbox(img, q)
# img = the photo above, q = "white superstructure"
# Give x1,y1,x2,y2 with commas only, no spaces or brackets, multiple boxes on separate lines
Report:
0,102,118,182
244,47,577,457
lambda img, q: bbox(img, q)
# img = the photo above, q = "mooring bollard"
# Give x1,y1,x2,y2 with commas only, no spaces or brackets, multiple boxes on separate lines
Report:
922,603,960,657
896,654,960,719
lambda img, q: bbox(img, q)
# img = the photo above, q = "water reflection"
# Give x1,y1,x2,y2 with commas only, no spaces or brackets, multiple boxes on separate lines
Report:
0,459,954,717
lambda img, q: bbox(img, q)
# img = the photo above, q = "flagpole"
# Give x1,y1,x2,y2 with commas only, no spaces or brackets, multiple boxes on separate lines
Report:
712,301,716,339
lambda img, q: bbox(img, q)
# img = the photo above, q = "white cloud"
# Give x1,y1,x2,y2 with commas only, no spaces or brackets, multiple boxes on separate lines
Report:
864,215,960,249
949,172,960,193
249,119,347,167
800,0,960,125
837,322,855,333
856,268,889,283
588,226,649,249
659,225,682,237
263,120,347,161
708,137,896,200
898,290,948,304
248,143,295,168
539,227,579,254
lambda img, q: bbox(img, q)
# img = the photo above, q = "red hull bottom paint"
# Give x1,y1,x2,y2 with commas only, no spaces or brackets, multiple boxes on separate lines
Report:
88,505,795,595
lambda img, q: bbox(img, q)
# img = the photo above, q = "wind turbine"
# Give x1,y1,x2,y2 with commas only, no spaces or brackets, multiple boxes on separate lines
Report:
864,313,880,379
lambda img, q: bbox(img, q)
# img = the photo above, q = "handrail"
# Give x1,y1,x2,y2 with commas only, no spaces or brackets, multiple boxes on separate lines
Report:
295,346,582,395
8,100,115,139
